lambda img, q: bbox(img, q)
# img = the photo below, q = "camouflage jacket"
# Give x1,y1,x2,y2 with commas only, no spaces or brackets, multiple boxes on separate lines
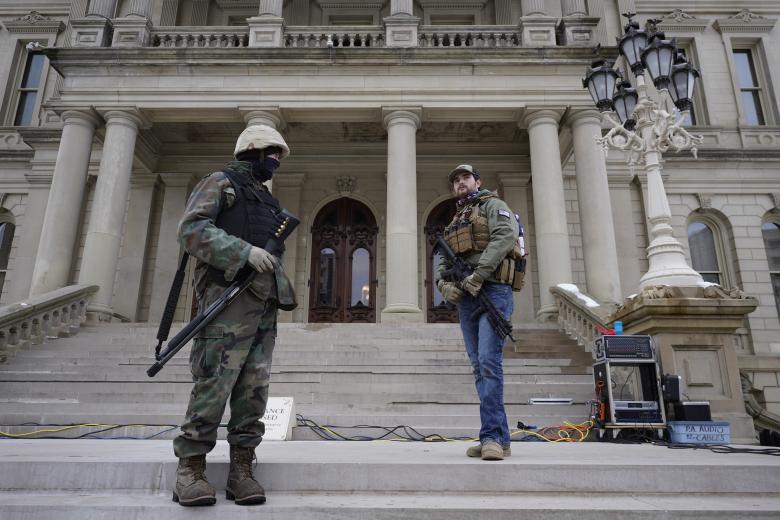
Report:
178,160,296,303
436,189,519,285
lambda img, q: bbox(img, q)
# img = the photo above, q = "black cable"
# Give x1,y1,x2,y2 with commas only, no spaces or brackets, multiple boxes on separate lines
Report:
295,414,473,442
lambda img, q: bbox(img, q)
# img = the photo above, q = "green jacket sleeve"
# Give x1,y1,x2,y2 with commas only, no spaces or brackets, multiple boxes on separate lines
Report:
472,198,519,282
177,173,252,282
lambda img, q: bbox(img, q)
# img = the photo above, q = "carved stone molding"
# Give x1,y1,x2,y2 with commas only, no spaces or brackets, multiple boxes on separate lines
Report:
336,175,357,193
695,193,712,210
658,9,710,33
3,11,65,34
715,9,776,34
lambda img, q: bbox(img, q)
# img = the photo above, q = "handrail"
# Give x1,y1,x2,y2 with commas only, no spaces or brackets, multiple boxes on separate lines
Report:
550,284,616,351
418,25,521,48
0,285,98,362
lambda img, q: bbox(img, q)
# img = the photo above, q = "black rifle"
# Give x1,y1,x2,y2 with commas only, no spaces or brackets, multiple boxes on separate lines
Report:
147,209,300,377
435,236,516,344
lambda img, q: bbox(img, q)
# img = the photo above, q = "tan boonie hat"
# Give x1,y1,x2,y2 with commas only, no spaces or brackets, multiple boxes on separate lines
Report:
448,164,480,183
234,125,290,159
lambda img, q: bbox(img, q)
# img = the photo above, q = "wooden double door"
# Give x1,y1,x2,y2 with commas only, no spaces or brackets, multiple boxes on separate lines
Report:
308,198,378,323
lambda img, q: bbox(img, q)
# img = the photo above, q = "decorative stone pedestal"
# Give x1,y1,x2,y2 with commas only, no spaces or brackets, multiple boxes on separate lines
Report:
111,17,152,47
611,285,759,444
70,18,113,47
557,16,600,46
519,17,557,47
384,15,420,47
248,16,284,47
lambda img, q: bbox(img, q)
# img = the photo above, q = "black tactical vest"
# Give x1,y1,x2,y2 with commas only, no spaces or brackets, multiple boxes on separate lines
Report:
216,168,284,251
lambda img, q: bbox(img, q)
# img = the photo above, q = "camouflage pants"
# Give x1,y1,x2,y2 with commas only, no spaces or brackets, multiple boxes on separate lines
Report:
173,283,277,458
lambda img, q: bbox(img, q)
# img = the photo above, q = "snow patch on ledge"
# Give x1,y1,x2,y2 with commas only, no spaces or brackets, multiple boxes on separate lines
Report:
556,283,600,308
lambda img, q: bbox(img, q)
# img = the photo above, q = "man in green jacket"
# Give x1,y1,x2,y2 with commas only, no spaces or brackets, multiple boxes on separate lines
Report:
436,164,519,461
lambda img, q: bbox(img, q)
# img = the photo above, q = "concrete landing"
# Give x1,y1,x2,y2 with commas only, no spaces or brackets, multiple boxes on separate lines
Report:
1,440,779,519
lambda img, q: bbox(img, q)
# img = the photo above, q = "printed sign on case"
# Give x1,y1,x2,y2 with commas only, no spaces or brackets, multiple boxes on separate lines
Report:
261,397,295,441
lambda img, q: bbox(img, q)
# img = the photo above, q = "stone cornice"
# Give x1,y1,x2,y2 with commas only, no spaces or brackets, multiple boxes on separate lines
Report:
658,9,711,33
2,11,65,35
418,0,486,8
715,9,777,33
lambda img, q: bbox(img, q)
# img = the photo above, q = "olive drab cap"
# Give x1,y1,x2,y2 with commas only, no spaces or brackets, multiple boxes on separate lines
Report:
448,164,480,183
234,125,290,159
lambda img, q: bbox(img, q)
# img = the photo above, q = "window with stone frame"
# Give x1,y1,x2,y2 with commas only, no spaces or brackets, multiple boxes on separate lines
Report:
8,44,46,127
761,221,780,319
731,44,773,126
0,220,15,296
687,219,726,285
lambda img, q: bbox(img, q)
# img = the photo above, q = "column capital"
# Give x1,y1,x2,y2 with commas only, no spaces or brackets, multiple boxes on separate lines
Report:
97,107,152,130
239,106,286,130
567,108,604,129
521,108,565,130
273,173,306,188
382,107,422,129
61,109,102,130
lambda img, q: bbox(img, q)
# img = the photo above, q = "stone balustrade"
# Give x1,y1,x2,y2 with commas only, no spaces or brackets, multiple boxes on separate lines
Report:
151,27,250,48
284,26,385,48
418,25,521,48
0,285,98,362
550,284,615,351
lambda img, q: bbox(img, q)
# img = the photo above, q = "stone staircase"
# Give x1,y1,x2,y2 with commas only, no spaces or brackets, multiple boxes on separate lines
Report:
0,322,594,440
1,322,779,519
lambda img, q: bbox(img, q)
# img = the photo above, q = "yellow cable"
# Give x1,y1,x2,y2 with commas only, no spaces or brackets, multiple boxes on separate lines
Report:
0,423,177,438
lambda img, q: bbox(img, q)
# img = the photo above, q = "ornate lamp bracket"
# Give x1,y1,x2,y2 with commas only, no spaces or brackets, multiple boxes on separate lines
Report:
596,112,645,165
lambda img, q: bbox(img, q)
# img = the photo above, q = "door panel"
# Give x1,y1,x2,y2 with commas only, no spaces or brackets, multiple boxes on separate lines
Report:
309,199,378,323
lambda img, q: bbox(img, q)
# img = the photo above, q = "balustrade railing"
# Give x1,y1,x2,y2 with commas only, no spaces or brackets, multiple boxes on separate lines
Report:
550,284,615,352
0,285,98,363
151,27,250,48
284,26,385,48
418,25,521,48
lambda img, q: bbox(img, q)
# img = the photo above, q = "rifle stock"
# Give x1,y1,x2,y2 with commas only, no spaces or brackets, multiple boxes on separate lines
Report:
147,210,300,377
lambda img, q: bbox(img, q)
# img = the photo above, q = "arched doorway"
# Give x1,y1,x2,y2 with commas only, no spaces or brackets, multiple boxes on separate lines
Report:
308,198,378,323
424,199,458,323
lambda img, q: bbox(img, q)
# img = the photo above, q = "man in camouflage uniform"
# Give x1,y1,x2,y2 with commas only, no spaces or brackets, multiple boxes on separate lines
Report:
172,125,296,506
436,164,519,461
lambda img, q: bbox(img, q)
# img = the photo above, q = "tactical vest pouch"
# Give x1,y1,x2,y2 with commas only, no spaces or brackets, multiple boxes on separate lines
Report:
444,206,490,255
511,256,527,292
494,258,515,285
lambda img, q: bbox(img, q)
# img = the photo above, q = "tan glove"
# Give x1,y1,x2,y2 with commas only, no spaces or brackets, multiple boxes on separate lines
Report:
248,246,276,273
462,274,483,297
438,281,464,305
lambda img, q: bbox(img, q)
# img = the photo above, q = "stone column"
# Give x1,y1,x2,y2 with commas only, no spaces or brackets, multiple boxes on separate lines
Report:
78,109,148,318
124,0,152,18
523,109,573,318
250,0,284,46
30,110,100,296
391,0,413,15
609,172,642,297
87,0,118,18
382,107,422,322
149,174,193,321
521,0,547,16
274,173,306,323
258,0,283,17
13,172,53,301
240,107,286,192
160,0,180,25
190,0,208,25
495,0,513,24
570,110,622,303
113,174,157,321
499,173,535,323
561,0,587,17
112,0,153,46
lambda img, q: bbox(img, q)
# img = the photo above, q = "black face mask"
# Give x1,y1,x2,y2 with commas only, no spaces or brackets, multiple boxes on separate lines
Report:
244,154,280,182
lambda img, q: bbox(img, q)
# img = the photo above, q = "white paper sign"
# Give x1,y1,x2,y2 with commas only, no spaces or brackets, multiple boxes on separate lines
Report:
262,396,295,440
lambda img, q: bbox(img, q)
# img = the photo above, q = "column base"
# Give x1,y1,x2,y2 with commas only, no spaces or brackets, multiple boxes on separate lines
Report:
557,17,599,46
70,18,113,47
519,17,557,47
535,303,559,323
248,16,284,47
111,17,153,47
383,15,420,47
381,304,423,323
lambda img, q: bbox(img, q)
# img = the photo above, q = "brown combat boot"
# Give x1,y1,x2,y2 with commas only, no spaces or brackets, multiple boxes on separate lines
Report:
173,455,216,506
226,446,266,505
466,443,512,458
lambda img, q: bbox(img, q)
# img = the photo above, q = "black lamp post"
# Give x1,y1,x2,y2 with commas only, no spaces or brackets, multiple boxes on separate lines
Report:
641,32,677,92
616,14,649,75
582,58,620,112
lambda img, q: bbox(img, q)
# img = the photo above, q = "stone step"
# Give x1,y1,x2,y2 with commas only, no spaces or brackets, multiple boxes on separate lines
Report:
3,491,778,520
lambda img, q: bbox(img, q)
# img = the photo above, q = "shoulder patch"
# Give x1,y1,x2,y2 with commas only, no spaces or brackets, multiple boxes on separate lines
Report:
497,209,511,219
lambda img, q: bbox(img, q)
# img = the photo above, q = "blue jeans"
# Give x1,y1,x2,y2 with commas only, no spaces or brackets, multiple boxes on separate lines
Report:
458,282,513,446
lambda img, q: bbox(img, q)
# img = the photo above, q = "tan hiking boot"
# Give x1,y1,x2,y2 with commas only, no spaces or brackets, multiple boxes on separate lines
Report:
173,455,216,507
480,441,505,461
226,446,266,505
466,443,512,458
